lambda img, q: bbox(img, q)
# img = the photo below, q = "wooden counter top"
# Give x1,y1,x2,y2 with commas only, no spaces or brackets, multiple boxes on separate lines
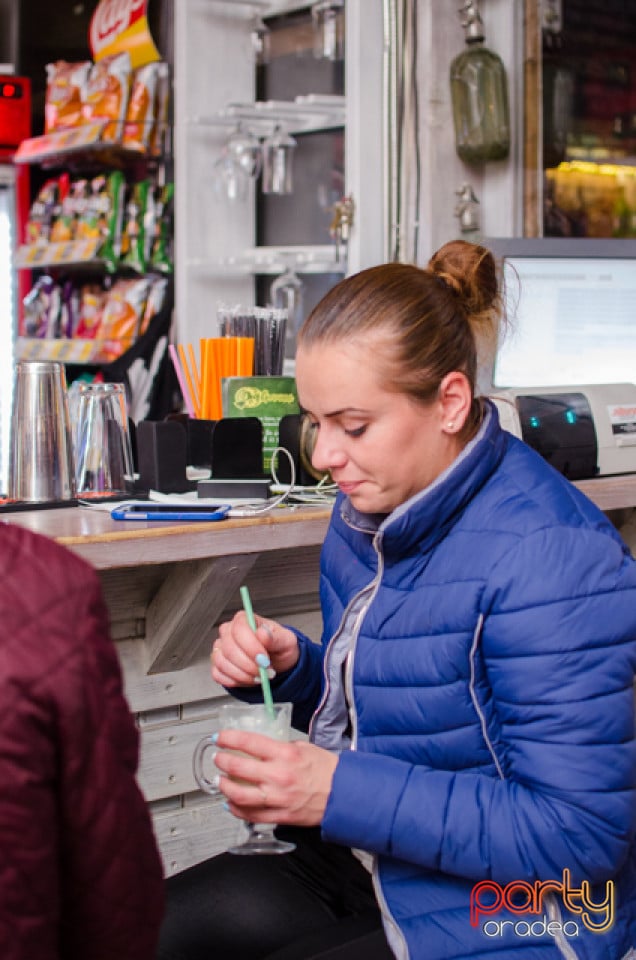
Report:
0,503,333,570
2,472,636,569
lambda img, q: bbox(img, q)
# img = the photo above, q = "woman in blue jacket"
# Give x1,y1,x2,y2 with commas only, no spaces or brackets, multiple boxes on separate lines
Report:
158,241,636,960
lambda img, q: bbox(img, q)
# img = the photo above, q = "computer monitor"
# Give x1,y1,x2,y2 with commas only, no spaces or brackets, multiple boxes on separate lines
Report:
482,238,636,391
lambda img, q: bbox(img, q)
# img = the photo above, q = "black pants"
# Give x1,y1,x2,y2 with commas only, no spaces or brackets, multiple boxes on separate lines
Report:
156,826,394,960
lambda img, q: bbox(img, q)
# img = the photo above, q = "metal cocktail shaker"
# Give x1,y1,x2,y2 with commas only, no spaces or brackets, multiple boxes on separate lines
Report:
8,361,76,503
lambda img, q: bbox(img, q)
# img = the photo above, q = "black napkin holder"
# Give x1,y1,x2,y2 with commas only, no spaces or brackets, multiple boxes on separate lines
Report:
136,416,266,494
137,420,194,494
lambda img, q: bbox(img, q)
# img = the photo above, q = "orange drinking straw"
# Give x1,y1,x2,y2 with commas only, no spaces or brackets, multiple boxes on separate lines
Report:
177,343,198,418
236,336,254,376
188,342,202,408
200,338,211,420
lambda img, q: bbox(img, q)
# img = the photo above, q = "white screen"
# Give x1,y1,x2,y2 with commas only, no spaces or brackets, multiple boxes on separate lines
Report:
493,256,636,388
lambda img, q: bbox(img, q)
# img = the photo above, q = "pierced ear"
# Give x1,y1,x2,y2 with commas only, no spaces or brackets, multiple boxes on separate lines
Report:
438,372,472,433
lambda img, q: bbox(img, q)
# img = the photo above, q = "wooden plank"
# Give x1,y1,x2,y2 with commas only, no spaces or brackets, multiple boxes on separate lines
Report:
98,564,170,624
523,0,541,236
574,475,636,513
116,607,321,715
152,797,242,875
144,553,257,674
117,643,223,713
138,714,224,801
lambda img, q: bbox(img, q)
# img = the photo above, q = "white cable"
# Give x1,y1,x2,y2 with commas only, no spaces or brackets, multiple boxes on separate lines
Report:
227,446,296,518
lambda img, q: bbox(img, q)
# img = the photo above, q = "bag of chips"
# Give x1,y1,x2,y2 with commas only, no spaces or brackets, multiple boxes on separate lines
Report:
149,182,174,274
97,277,152,359
139,276,168,337
45,61,91,133
74,171,125,271
75,284,108,339
83,52,132,143
123,63,160,153
26,178,64,245
120,179,149,274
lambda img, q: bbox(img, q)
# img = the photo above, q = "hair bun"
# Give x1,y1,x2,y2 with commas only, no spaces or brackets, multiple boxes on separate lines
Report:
428,240,498,316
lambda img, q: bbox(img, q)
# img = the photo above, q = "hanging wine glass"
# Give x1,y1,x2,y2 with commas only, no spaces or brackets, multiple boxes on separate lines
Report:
311,0,345,61
250,15,271,66
270,259,305,359
213,151,249,203
226,123,263,180
261,126,297,195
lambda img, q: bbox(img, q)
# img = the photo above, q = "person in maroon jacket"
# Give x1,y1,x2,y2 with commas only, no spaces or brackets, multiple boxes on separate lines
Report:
0,522,164,959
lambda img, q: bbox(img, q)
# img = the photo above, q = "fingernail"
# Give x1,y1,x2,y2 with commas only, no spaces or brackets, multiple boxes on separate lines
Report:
209,733,219,745
222,801,230,812
262,624,274,639
256,652,270,668
211,774,220,790
253,667,276,683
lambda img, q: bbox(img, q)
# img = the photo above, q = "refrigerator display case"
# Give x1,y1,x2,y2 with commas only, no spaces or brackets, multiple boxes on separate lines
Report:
0,73,30,494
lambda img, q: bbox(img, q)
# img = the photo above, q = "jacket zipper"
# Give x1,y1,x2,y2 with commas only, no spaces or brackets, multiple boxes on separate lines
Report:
308,515,381,741
313,515,409,958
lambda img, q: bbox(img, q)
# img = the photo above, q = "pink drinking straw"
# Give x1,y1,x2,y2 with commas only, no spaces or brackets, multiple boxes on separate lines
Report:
168,343,195,417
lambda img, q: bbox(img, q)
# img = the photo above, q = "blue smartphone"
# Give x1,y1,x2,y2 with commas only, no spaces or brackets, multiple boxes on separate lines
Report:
111,503,232,522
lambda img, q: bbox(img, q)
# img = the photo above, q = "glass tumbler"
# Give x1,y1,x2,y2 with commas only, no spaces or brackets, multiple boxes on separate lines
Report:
75,382,134,498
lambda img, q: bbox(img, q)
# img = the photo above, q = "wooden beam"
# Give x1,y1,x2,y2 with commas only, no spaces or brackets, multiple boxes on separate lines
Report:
144,554,257,674
523,0,541,236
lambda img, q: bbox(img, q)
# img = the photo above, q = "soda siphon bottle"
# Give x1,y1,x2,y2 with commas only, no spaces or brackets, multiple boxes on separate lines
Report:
450,0,510,164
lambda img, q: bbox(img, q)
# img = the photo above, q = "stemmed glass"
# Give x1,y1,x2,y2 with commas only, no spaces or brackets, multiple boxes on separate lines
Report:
270,260,305,359
193,701,296,855
261,126,297,195
213,124,262,202
226,123,263,180
311,0,345,61
250,14,271,66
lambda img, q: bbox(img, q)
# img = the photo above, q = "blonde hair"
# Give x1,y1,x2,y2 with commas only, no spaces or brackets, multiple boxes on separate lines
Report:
299,241,503,431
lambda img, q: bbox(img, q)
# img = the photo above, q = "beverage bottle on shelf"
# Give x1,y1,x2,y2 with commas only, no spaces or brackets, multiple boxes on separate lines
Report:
450,0,510,164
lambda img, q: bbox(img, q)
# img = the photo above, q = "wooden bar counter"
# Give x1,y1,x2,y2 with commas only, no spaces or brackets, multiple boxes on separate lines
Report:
1,502,332,875
3,473,636,875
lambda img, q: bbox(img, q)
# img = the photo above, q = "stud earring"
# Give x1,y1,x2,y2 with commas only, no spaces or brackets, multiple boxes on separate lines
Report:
447,421,455,431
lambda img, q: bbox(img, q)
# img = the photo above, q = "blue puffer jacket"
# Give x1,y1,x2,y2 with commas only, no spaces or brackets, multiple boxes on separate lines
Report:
271,403,636,960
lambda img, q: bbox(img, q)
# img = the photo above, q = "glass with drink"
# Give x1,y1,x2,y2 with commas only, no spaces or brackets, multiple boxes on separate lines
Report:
193,701,295,855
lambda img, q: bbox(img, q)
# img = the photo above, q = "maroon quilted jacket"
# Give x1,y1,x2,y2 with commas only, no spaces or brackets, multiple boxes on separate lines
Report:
0,522,164,959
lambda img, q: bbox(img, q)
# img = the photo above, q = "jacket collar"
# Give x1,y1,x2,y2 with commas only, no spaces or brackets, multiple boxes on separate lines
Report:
339,400,507,556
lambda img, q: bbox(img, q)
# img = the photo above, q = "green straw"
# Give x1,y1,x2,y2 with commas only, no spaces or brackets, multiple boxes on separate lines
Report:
240,585,275,719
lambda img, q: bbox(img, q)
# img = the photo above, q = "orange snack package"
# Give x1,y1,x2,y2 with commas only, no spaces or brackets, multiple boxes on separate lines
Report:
123,63,160,153
83,52,132,143
97,277,152,358
75,284,108,339
45,61,91,133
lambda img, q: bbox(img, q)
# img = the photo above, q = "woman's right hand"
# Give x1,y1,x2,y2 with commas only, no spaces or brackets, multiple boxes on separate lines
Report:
211,610,300,688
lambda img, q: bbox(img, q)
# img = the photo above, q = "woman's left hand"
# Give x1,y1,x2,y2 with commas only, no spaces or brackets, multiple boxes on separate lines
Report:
213,730,338,826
